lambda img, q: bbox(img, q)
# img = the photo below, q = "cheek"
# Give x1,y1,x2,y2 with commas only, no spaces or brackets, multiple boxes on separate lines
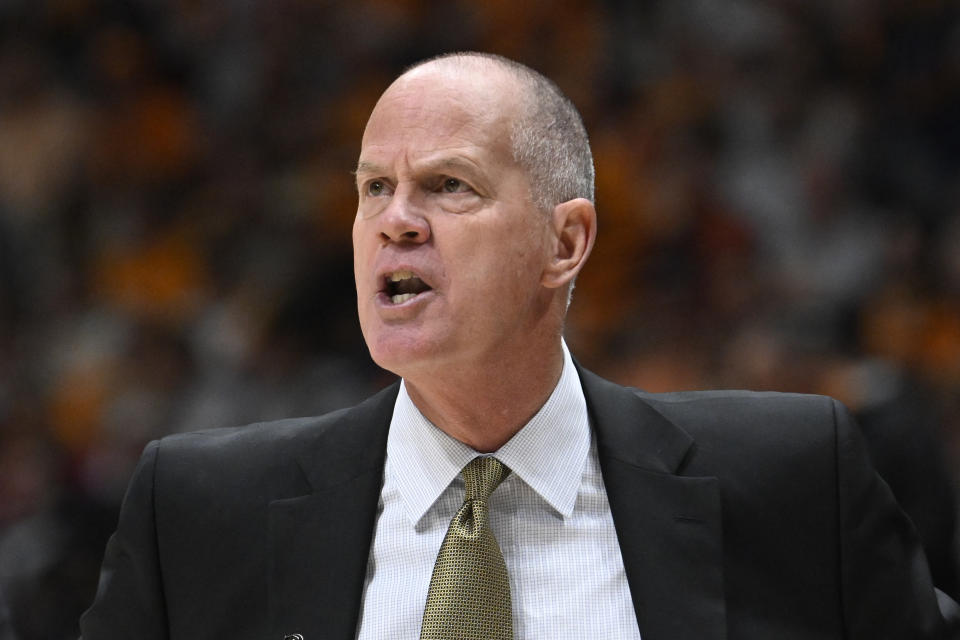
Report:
457,241,542,302
352,225,373,290
503,220,551,279
353,249,367,278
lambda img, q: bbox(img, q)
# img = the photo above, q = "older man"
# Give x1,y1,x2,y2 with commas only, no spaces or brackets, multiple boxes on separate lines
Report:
82,53,957,639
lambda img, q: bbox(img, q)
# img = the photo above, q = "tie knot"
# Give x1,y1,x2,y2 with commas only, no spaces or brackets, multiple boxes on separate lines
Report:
463,456,508,502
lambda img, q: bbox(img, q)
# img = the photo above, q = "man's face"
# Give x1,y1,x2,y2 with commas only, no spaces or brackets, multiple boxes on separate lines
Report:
353,65,554,378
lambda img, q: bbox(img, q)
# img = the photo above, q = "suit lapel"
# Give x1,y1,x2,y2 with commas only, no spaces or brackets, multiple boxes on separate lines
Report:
267,367,726,639
578,365,727,640
268,381,399,639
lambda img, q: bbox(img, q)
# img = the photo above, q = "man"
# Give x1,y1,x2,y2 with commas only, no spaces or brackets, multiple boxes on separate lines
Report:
82,52,958,638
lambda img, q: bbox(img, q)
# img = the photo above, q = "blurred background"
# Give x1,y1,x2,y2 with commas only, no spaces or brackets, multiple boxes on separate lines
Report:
1,0,959,636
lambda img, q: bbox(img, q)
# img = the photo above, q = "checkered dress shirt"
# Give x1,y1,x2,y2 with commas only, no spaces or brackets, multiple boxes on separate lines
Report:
355,343,642,639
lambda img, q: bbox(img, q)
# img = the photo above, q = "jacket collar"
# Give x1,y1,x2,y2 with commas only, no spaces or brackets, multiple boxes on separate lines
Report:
270,365,727,640
268,380,399,639
577,363,695,474
578,364,727,640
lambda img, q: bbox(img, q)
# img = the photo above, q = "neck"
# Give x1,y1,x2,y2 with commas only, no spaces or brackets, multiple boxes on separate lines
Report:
403,340,565,453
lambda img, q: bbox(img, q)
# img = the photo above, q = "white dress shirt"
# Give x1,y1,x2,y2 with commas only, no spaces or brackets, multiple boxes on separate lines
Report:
355,343,642,639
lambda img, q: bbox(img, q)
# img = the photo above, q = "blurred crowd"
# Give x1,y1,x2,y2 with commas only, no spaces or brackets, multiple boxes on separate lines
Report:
0,0,959,637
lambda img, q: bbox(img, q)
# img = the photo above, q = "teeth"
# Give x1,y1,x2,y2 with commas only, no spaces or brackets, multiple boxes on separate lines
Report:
390,270,415,282
390,293,416,304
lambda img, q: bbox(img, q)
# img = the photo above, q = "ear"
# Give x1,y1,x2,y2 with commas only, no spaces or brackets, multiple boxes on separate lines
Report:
541,198,597,289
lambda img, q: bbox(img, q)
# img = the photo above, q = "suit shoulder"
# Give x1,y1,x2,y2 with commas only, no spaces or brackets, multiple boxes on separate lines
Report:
157,407,351,457
142,410,349,503
145,381,399,500
154,375,402,457
633,388,844,443
628,389,852,507
635,388,837,414
636,387,833,407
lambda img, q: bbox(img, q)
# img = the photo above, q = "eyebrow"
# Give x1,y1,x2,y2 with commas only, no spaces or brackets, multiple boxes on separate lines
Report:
353,156,485,179
353,160,381,175
425,156,484,177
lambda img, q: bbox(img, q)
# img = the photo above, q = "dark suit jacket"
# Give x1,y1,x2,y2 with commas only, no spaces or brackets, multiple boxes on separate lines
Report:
81,366,957,639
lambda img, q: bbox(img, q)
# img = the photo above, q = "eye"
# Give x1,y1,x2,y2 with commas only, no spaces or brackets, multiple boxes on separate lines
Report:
442,177,469,193
363,178,395,197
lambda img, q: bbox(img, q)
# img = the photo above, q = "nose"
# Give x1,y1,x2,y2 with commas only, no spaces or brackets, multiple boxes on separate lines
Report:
377,189,430,244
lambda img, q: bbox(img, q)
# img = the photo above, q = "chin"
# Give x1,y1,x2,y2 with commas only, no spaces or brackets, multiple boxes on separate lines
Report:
363,329,443,378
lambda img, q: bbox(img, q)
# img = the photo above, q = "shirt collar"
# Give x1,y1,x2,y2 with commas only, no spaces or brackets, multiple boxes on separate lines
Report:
386,341,591,525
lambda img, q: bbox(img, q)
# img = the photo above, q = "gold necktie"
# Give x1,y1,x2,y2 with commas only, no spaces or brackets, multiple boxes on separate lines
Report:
420,456,513,640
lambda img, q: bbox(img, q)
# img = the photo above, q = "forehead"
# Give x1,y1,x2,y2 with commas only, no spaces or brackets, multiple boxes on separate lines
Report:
360,64,521,165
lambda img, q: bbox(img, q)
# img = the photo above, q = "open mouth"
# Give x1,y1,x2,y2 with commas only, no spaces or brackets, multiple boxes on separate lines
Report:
383,270,432,304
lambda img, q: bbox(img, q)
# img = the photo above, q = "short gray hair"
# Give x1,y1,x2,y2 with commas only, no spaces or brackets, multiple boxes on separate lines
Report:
405,52,595,212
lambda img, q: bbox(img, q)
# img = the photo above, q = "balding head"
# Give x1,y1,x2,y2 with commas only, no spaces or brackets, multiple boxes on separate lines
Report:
402,53,595,212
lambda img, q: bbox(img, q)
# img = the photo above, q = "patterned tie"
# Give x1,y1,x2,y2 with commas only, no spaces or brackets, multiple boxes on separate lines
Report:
420,456,513,640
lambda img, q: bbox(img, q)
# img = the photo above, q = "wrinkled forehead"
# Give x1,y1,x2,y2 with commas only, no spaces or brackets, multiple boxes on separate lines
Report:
361,62,523,155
